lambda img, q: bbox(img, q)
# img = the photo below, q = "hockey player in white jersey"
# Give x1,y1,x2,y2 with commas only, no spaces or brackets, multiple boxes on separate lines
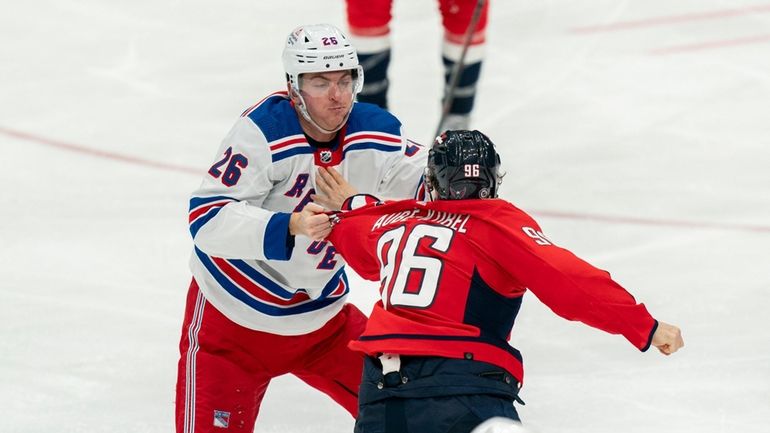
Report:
175,24,427,433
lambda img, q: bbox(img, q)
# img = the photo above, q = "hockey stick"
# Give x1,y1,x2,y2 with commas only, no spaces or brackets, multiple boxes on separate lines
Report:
434,0,487,138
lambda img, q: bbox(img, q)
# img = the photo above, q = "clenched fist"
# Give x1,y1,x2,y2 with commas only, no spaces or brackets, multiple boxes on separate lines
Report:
651,321,684,356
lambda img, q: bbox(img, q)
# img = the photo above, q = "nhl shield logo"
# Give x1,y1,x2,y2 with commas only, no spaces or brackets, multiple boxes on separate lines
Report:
213,410,230,428
319,150,333,164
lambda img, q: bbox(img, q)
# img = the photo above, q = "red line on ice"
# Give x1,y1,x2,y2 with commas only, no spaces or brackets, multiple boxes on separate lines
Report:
570,4,770,34
649,33,770,55
531,210,770,234
0,126,201,175
3,126,768,233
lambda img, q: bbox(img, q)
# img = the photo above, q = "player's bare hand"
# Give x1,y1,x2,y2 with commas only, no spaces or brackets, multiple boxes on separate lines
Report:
312,167,357,211
289,203,331,240
651,321,684,356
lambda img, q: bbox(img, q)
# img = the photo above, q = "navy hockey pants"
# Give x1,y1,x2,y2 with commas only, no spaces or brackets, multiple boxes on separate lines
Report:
354,356,522,433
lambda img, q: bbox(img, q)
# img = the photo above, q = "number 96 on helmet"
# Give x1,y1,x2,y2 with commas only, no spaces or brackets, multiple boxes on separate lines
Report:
426,130,503,200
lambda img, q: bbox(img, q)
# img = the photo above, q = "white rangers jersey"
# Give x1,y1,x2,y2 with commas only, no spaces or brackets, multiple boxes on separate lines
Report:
188,91,427,335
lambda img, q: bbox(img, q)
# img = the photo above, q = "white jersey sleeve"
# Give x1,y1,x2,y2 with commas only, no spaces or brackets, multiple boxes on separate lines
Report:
190,117,292,261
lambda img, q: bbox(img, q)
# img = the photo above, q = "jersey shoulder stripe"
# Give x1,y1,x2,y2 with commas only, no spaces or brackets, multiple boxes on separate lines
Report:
344,131,401,144
343,131,403,155
240,95,405,163
268,134,308,152
188,196,239,238
268,134,313,163
267,130,405,163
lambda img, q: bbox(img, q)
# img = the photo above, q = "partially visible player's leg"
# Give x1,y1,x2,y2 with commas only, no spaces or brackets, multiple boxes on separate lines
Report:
471,417,530,433
293,303,368,417
346,0,393,109
175,280,271,433
438,0,489,130
355,355,521,433
356,395,521,433
403,394,519,433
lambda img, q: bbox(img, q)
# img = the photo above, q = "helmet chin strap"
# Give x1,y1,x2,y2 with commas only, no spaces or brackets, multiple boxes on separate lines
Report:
294,90,354,136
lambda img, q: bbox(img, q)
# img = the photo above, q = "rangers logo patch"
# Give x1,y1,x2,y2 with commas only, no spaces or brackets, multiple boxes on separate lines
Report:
213,410,230,428
319,150,333,164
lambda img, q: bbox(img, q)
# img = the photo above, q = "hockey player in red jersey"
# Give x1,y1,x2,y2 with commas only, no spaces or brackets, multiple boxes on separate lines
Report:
325,130,684,432
176,24,428,433
346,0,489,130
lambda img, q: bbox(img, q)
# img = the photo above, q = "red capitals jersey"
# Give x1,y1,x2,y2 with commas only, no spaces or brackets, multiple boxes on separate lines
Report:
327,198,657,383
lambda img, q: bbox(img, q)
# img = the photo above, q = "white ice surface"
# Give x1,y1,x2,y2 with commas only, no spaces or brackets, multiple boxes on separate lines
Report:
1,1,769,432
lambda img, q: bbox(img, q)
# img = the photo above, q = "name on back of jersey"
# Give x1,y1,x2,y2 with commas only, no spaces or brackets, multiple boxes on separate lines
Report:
372,208,471,234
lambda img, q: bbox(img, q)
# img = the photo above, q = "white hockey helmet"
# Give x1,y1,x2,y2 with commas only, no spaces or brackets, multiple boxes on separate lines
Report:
282,24,364,95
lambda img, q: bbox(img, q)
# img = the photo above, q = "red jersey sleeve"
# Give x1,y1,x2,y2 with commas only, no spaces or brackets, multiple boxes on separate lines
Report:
327,203,388,281
490,204,657,351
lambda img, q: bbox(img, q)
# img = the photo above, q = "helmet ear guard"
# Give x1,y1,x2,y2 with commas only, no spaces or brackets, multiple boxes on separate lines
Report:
426,130,503,200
